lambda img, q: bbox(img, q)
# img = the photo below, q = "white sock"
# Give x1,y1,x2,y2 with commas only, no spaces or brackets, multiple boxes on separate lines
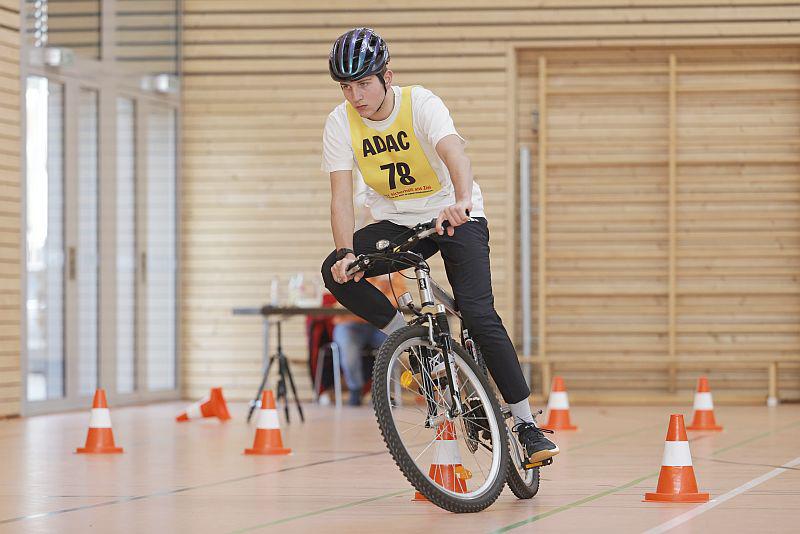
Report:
381,311,406,336
510,399,535,425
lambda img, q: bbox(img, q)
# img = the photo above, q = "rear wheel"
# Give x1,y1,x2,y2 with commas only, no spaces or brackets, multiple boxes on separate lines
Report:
504,417,541,499
467,342,541,499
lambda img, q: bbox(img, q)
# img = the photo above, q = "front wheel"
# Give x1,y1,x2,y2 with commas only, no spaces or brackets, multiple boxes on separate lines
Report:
373,325,509,513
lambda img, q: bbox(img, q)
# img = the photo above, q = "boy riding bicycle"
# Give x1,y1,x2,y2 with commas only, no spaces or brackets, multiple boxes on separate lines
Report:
320,28,558,465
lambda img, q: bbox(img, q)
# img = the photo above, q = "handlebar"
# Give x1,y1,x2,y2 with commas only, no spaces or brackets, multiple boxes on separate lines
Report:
344,214,474,278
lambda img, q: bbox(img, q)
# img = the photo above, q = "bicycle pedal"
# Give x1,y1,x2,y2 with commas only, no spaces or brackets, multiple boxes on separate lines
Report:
524,457,553,469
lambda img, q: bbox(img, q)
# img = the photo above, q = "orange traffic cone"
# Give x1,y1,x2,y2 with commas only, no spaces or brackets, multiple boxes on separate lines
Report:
644,414,710,502
414,421,471,501
687,377,723,431
244,390,291,455
76,389,123,454
176,387,231,422
541,376,578,431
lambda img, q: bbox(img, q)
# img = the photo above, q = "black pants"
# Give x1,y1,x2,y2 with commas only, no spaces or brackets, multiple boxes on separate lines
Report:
321,218,530,404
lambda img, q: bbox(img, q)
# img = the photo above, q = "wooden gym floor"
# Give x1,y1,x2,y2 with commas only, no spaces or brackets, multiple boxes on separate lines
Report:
0,403,798,533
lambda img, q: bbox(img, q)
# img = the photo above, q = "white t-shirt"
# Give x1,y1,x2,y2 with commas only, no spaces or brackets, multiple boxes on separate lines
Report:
322,85,485,227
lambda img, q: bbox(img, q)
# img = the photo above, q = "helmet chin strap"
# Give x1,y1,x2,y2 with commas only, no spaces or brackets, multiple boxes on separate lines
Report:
366,80,390,120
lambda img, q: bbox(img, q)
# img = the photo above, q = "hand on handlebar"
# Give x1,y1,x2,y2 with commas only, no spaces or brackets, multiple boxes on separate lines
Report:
332,252,363,284
436,201,473,236
338,207,475,283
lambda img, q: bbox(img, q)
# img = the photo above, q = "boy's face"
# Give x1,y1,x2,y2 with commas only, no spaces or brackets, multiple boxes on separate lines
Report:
339,71,393,118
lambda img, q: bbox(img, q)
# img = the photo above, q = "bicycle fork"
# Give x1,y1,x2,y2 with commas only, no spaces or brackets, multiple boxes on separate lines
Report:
413,311,465,428
414,269,463,423
434,309,464,419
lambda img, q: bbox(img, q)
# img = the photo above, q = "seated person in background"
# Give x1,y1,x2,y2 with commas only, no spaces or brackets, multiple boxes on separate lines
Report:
333,272,406,406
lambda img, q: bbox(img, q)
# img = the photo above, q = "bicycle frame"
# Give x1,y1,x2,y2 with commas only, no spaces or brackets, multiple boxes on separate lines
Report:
394,261,481,419
405,268,546,474
344,218,483,420
345,220,547,493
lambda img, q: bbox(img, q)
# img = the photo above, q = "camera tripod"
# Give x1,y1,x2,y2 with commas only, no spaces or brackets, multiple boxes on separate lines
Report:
247,320,305,424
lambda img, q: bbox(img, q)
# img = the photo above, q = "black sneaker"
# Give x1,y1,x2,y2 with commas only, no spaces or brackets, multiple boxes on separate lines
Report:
513,422,560,464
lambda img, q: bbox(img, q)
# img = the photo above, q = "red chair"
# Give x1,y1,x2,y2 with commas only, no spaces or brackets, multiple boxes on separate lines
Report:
307,292,340,402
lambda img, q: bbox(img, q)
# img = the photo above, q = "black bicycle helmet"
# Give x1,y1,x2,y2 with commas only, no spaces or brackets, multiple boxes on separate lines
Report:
329,28,390,83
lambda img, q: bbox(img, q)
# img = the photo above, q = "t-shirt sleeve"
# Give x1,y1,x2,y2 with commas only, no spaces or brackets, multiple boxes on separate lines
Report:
322,109,355,172
412,86,466,149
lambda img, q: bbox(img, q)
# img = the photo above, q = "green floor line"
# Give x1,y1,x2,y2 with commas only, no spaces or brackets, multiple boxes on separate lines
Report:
492,417,800,533
711,419,800,456
565,423,662,452
491,472,659,533
228,489,412,534
232,422,661,532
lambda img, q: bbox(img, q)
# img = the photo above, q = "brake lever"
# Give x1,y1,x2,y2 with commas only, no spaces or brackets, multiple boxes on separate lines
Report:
345,255,367,277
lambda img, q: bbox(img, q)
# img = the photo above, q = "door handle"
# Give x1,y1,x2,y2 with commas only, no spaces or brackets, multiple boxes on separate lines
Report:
68,246,76,280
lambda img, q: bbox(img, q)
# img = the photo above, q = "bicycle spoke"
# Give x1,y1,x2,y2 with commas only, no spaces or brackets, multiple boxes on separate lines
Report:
396,421,430,439
391,400,428,419
459,375,472,398
471,448,488,481
459,403,485,418
394,357,440,408
412,434,441,464
393,417,427,429
381,335,506,505
462,419,493,436
390,374,437,409
389,376,435,414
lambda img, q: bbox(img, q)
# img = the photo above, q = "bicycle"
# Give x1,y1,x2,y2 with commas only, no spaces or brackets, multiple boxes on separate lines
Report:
345,218,547,513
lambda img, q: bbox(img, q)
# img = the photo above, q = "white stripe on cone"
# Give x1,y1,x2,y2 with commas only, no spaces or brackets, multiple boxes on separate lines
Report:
186,397,208,419
661,441,693,467
256,409,280,430
693,392,714,411
89,408,112,428
548,391,570,410
431,439,461,464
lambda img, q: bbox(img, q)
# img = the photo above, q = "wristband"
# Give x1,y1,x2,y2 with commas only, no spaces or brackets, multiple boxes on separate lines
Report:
335,248,354,261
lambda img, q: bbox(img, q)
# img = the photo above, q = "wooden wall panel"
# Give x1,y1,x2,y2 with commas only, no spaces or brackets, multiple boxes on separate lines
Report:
518,48,671,401
676,48,800,381
116,0,178,74
0,0,19,417
518,45,800,402
21,1,177,74
183,0,800,403
30,0,101,59
181,3,511,401
180,65,506,400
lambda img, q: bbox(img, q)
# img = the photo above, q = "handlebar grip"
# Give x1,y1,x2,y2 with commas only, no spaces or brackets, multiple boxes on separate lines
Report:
434,209,469,230
345,257,362,277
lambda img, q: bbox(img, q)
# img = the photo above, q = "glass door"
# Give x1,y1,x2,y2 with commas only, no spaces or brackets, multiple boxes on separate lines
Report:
21,0,181,414
144,105,177,392
116,97,137,394
76,87,100,396
25,77,65,402
24,78,101,409
23,79,180,413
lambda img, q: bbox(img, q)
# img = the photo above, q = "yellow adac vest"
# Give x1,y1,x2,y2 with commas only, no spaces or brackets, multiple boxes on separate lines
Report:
346,86,442,201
